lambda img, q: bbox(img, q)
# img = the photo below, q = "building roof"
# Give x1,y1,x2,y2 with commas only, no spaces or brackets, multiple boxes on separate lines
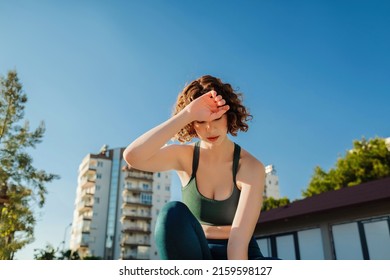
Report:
258,176,390,224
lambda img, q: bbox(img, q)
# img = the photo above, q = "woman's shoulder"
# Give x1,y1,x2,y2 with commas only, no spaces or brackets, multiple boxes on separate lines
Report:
166,141,196,161
238,146,265,176
236,147,265,190
167,142,196,174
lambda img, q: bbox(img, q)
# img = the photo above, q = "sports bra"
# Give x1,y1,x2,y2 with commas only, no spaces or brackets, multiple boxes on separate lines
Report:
181,141,241,226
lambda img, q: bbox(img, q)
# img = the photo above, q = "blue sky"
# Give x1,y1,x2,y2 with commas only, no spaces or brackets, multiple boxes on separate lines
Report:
1,0,389,259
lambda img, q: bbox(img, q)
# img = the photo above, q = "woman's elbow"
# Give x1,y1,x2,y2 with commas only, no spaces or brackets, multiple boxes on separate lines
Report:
123,146,139,167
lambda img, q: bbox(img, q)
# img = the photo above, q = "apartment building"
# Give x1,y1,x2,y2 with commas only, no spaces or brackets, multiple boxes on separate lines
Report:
70,146,171,260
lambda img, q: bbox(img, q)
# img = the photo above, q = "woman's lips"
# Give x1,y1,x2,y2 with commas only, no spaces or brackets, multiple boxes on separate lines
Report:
207,136,219,142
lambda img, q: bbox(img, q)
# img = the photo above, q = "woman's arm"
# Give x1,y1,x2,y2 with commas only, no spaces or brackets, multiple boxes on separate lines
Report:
123,109,192,172
123,91,229,172
228,155,265,260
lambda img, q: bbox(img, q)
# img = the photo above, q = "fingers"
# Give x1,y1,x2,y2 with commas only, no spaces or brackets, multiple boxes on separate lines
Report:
216,98,226,107
205,90,217,99
211,105,230,119
219,104,230,112
203,91,229,120
205,90,226,106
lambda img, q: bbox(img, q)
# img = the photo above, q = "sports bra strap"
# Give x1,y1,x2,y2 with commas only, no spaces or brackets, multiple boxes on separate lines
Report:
232,143,241,182
191,141,201,178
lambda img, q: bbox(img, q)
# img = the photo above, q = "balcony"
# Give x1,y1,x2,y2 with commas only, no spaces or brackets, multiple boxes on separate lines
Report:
79,176,95,189
80,234,89,247
122,198,152,207
80,187,95,199
79,210,93,221
123,184,152,194
81,225,91,233
78,200,93,213
121,210,152,221
79,164,97,178
125,170,153,181
122,224,151,234
121,237,151,247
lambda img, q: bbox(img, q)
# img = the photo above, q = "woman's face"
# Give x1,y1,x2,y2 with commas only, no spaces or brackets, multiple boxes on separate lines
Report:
193,114,228,144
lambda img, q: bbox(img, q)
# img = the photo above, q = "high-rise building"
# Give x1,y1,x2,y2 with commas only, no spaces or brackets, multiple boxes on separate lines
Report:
264,165,280,199
70,145,171,260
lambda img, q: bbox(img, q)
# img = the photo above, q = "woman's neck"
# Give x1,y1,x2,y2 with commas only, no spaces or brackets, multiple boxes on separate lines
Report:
199,137,234,162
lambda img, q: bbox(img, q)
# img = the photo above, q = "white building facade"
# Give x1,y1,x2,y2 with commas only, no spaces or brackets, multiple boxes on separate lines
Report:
70,146,171,259
264,165,280,199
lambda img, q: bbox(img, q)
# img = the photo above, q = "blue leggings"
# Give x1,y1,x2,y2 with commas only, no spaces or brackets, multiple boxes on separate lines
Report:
154,201,264,260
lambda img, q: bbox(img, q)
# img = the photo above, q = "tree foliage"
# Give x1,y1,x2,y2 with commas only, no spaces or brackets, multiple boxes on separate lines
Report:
0,70,59,259
262,196,291,211
303,137,390,197
33,244,81,260
33,244,58,260
33,243,102,260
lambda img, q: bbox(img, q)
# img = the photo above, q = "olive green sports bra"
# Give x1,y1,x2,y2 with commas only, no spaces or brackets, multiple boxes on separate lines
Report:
181,141,241,226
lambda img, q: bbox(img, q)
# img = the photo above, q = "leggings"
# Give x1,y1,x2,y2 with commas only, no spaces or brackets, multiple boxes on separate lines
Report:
154,201,264,260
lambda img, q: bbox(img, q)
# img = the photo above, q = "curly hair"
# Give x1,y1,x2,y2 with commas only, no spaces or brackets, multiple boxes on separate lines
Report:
173,75,252,143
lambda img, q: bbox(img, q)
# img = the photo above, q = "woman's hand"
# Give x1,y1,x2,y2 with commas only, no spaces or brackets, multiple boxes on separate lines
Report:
186,90,230,122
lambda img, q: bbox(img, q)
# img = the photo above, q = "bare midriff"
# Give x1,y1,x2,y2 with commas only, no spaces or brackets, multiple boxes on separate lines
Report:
201,224,232,240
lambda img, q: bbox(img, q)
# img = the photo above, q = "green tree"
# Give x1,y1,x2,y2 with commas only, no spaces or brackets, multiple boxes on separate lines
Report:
0,70,59,259
262,196,291,211
58,249,81,260
33,244,58,260
33,244,81,260
303,137,390,197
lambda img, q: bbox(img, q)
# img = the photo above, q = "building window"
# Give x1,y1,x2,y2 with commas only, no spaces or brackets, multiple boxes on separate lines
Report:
157,173,161,178
97,161,103,167
332,222,363,259
332,217,390,260
141,193,152,205
363,218,390,259
95,197,100,204
298,228,324,260
97,173,102,179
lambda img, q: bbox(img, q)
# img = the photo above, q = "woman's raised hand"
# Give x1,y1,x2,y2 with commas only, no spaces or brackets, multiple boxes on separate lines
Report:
186,90,230,122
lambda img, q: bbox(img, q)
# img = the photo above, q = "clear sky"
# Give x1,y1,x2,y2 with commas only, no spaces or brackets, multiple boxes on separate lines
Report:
1,0,389,259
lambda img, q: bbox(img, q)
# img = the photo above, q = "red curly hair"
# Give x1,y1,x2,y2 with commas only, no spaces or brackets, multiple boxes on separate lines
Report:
173,75,252,143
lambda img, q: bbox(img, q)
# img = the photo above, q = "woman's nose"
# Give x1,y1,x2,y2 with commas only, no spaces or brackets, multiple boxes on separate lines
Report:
205,121,214,130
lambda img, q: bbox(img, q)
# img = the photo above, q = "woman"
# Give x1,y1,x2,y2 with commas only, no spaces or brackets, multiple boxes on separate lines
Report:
123,75,265,260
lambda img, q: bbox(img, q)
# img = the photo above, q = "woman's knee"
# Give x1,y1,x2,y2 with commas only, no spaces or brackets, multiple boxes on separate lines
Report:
156,201,192,228
161,201,188,212
160,200,190,218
